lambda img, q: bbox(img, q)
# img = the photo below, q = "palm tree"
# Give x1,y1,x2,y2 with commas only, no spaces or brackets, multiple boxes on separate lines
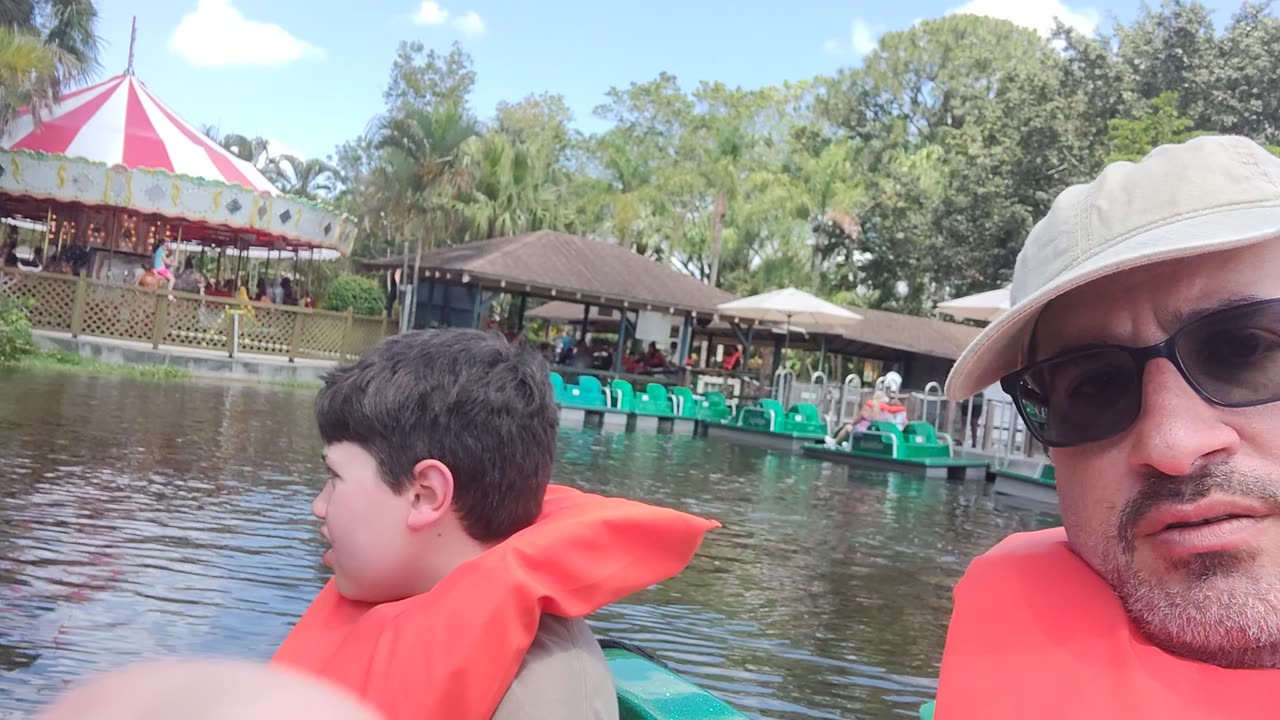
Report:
586,132,666,258
0,27,58,134
453,131,568,241
267,154,340,200
39,0,101,87
0,0,101,135
371,103,478,326
219,133,271,170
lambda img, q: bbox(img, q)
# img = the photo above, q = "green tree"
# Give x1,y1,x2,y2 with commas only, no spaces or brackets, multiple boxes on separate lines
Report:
452,130,570,240
1201,2,1280,144
216,132,271,169
1106,91,1199,162
819,14,1065,312
267,154,340,200
322,274,386,317
1112,0,1217,127
0,27,58,133
0,0,101,134
383,41,476,112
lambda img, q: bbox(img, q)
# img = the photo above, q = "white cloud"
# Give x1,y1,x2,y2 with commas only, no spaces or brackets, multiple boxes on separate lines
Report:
413,1,448,26
169,0,321,67
453,10,486,38
824,17,882,58
946,0,1098,36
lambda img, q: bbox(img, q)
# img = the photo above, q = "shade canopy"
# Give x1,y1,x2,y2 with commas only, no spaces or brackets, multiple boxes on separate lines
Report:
715,287,862,332
935,286,1011,323
3,74,277,194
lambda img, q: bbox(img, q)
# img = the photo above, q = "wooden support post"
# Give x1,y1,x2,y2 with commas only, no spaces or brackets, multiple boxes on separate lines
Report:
70,275,87,337
343,308,355,358
288,310,305,362
151,293,169,349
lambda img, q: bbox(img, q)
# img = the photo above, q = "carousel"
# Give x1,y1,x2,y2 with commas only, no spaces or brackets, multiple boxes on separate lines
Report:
0,63,352,286
0,52,378,362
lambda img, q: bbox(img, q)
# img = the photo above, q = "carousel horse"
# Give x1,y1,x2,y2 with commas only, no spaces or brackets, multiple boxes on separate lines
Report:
137,269,169,290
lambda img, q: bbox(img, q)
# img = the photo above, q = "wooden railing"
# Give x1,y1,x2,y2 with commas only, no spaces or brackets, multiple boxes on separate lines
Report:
1,270,392,362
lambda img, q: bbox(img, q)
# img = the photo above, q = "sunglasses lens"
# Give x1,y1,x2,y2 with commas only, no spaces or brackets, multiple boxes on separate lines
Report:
1176,301,1280,406
1015,348,1142,446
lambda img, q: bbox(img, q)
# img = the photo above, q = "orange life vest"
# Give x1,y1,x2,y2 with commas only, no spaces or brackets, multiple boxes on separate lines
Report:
935,526,1280,719
865,399,907,415
272,484,719,720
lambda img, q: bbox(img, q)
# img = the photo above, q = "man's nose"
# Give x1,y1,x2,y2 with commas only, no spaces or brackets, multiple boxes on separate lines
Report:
1125,359,1239,477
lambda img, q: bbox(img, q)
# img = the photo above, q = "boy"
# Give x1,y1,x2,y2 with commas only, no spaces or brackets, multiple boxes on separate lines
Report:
274,329,718,720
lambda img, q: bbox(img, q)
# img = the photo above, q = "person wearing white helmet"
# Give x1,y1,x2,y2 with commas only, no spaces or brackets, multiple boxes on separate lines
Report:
880,371,903,395
826,371,908,447
932,135,1280,718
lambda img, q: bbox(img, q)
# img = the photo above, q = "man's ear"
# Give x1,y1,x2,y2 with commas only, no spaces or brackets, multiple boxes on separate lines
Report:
405,459,454,531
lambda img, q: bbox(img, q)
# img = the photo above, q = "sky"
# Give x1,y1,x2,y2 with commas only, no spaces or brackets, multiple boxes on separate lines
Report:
91,0,1248,163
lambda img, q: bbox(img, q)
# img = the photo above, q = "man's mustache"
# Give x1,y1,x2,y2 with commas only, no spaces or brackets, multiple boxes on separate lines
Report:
1118,466,1280,557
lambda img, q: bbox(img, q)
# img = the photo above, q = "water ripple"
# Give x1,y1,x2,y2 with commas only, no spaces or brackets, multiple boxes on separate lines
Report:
0,372,1058,718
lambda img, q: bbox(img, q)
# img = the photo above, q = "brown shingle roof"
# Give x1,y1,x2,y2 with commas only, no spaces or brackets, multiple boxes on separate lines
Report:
826,305,981,360
526,299,980,361
364,231,736,315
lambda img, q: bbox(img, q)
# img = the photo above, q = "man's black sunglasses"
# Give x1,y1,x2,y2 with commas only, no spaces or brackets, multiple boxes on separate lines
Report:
1000,297,1280,448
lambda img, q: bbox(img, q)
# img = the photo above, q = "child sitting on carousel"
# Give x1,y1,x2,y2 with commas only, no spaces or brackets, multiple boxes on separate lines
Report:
150,238,175,295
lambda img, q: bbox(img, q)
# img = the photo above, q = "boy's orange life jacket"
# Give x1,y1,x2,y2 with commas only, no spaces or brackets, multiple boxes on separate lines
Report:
272,484,720,720
935,526,1280,719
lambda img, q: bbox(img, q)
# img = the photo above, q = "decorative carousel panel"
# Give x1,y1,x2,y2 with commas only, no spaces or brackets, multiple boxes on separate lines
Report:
1,150,356,254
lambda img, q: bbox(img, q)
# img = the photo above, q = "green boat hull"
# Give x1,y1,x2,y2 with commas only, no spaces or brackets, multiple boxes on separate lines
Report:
703,421,825,454
604,641,748,719
802,444,988,480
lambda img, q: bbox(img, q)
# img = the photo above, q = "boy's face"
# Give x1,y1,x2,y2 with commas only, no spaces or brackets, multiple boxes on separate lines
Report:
313,442,420,603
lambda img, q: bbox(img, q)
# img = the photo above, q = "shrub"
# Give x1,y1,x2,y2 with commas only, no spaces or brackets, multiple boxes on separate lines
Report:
321,274,386,317
0,295,36,363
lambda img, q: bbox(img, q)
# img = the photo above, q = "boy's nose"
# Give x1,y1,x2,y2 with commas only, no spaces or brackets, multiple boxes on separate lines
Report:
311,487,329,520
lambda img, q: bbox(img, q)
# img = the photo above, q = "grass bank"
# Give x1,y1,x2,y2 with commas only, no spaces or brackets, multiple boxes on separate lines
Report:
8,350,191,382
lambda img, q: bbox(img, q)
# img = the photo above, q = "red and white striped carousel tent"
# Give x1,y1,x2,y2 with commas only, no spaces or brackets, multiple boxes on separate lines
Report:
1,73,278,194
0,71,353,255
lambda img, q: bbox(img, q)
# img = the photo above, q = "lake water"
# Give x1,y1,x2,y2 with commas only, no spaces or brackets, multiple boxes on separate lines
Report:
0,370,1060,718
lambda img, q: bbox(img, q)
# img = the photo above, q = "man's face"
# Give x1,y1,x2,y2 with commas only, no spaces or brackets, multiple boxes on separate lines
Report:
1036,239,1280,668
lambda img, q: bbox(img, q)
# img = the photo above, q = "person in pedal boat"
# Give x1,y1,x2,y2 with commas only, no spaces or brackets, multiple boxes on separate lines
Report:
273,329,719,720
936,134,1280,718
825,372,908,447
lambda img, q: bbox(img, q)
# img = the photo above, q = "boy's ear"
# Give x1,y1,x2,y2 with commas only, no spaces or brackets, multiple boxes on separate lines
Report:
405,459,453,531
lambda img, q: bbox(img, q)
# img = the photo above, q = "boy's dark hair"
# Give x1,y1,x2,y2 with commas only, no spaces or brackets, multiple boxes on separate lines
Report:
315,329,558,542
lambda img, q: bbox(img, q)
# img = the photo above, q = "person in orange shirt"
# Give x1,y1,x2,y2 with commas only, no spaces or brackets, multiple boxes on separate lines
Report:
934,135,1280,718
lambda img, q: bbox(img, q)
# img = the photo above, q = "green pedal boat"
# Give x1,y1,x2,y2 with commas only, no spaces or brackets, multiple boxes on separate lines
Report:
802,420,989,480
602,640,749,719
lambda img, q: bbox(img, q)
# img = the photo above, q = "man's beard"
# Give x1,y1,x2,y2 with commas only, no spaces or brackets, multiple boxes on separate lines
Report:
1096,465,1280,669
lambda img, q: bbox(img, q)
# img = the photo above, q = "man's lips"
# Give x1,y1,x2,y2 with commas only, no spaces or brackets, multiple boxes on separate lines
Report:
1136,497,1273,537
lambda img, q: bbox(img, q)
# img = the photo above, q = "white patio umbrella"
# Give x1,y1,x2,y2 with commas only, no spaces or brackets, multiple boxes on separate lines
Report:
935,285,1011,323
716,288,863,374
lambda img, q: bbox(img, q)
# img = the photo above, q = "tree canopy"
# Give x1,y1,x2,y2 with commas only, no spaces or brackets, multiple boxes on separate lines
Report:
273,2,1280,315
